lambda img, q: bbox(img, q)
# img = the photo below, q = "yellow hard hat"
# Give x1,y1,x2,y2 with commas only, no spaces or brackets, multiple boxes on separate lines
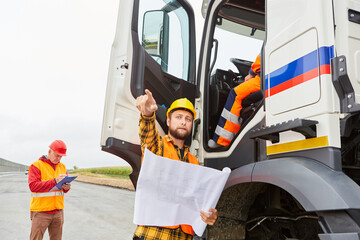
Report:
166,98,196,118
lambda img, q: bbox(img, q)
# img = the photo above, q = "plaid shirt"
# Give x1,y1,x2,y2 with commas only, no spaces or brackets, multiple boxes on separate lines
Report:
134,226,193,240
134,113,194,240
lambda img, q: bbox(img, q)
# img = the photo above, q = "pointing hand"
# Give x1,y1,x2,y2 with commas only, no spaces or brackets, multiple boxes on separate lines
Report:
136,89,158,117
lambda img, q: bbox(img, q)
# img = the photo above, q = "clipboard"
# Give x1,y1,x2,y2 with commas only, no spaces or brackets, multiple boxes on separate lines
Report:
49,176,77,191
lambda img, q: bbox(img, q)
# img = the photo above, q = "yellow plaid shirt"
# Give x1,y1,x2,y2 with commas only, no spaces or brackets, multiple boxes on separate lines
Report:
133,113,194,240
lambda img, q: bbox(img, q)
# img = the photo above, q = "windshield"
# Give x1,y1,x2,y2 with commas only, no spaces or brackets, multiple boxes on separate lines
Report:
210,16,263,75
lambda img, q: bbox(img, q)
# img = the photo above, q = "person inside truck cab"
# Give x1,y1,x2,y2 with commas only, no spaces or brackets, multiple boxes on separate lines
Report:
209,54,261,148
134,89,218,239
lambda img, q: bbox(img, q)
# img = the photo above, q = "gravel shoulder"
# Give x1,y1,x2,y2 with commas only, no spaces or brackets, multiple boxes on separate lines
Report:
69,173,135,191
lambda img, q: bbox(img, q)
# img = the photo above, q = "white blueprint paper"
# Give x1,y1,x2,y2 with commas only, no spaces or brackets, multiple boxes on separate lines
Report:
134,148,231,236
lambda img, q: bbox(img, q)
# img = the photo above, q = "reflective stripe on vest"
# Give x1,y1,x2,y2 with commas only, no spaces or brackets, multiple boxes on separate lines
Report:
30,160,67,212
31,191,64,198
161,137,198,235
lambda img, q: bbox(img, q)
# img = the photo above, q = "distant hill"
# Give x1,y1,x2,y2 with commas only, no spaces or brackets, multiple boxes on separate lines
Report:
0,158,28,172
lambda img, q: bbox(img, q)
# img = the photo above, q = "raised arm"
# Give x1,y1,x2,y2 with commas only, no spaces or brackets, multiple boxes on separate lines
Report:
136,89,162,156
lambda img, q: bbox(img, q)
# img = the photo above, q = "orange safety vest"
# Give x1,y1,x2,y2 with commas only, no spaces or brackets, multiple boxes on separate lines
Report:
161,137,198,236
30,160,67,212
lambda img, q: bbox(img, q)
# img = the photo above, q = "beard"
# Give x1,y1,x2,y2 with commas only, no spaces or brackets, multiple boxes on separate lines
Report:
169,127,191,140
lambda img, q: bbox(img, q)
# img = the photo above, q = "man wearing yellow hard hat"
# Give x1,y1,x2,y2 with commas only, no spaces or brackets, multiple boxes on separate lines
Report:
134,89,218,240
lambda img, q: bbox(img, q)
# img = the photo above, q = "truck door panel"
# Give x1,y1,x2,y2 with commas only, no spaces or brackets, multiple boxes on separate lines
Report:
263,0,342,157
267,29,321,115
265,0,336,125
101,0,196,187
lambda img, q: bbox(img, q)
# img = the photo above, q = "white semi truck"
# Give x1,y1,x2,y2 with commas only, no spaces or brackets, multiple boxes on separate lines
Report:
101,0,360,239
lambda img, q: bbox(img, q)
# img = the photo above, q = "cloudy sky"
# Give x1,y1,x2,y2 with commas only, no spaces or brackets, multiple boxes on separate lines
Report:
0,0,125,168
0,0,204,169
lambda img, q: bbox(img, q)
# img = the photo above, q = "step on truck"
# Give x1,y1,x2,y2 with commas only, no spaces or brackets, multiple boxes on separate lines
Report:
101,0,360,239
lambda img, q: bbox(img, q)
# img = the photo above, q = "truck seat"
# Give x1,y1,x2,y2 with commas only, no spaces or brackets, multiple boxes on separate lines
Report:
240,90,263,123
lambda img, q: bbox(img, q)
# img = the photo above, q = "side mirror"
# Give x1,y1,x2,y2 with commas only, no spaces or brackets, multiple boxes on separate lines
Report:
142,10,169,72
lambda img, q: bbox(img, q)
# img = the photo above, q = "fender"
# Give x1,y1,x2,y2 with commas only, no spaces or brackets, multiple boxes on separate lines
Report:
225,158,360,211
224,163,255,188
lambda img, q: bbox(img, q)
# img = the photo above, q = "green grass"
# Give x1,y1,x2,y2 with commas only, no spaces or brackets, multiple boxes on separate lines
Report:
69,166,132,179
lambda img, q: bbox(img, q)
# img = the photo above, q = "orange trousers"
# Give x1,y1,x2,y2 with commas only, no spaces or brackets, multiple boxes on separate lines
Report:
213,75,260,146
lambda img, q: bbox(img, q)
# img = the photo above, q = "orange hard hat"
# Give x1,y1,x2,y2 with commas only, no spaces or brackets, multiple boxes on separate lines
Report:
49,140,67,156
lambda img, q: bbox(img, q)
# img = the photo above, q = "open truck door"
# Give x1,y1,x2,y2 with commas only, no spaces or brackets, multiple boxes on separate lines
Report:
101,0,197,187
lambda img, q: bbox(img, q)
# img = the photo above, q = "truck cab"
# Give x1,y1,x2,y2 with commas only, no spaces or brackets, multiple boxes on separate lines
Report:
101,0,360,239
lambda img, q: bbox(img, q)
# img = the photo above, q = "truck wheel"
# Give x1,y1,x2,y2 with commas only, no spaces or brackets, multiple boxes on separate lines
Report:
207,183,322,240
207,183,360,239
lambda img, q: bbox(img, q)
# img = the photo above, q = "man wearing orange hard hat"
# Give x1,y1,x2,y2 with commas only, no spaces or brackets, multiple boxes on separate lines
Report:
28,140,71,240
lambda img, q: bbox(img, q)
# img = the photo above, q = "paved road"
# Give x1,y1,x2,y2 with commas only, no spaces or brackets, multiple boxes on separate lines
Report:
0,173,136,240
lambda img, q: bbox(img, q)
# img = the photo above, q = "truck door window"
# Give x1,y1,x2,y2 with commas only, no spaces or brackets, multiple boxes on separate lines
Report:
206,3,265,147
210,21,263,74
139,1,190,82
